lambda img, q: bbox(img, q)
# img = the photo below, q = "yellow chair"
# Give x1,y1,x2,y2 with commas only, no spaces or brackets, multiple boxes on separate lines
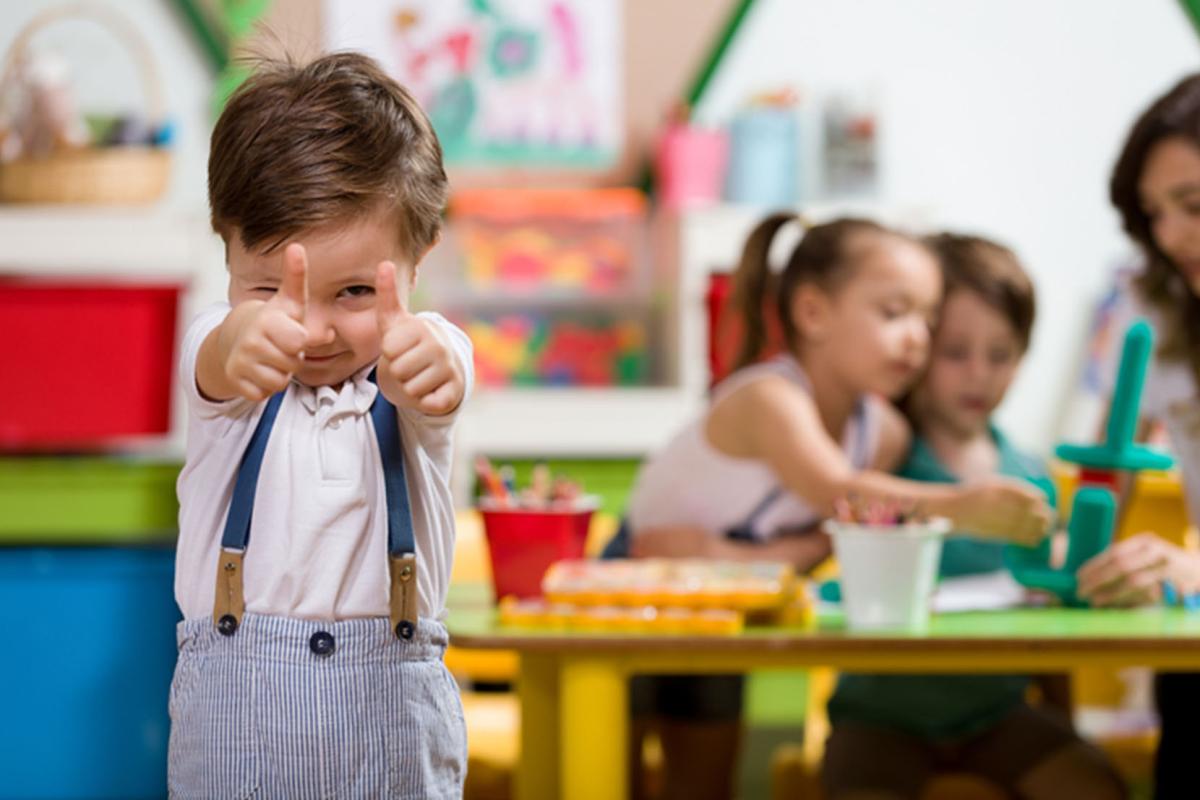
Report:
1053,462,1189,789
452,508,619,800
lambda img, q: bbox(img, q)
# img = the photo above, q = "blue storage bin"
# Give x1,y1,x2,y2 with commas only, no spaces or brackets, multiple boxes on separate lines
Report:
725,107,800,207
0,546,178,799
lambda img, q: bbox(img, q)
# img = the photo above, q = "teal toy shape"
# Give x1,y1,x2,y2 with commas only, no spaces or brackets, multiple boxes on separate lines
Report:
1055,320,1174,471
1007,319,1173,604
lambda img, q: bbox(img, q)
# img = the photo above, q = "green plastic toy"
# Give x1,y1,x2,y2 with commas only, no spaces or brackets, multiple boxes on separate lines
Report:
1006,319,1173,605
1056,321,1174,471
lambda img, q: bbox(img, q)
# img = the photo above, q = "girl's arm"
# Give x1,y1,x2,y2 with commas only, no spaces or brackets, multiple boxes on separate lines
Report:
632,524,831,572
709,375,1051,545
869,400,914,473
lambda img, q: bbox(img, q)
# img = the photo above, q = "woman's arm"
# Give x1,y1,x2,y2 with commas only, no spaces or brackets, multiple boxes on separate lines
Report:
708,376,1051,545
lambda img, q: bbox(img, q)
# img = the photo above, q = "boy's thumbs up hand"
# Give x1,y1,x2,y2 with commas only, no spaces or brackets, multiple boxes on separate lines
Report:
376,260,465,416
270,243,308,321
221,243,310,401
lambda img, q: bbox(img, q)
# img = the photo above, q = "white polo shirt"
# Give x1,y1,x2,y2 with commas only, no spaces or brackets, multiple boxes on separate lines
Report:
174,303,473,623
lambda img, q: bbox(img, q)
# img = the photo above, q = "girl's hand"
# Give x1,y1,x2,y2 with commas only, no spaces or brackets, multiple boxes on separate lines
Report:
630,527,717,559
1076,532,1200,607
220,243,309,402
375,262,465,416
948,478,1053,546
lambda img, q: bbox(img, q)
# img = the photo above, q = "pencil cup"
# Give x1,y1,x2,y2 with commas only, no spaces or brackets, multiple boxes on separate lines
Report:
825,518,950,631
479,499,597,602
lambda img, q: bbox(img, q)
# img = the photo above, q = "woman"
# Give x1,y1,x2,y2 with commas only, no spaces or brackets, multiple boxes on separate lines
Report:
1076,73,1200,800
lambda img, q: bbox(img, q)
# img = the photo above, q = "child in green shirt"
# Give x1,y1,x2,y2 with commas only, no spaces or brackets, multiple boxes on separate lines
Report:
822,234,1126,800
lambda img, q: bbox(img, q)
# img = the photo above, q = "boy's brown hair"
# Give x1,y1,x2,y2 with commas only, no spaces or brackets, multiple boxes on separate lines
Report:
926,233,1036,352
208,52,447,265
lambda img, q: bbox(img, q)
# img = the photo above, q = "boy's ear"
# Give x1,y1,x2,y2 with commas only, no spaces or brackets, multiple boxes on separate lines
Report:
407,232,442,288
789,283,833,343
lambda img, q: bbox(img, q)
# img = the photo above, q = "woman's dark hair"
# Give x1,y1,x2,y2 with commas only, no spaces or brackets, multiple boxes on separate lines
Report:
1110,72,1200,385
730,213,921,370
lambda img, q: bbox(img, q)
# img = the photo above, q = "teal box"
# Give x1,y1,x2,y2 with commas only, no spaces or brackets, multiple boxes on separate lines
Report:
725,108,800,207
0,546,178,798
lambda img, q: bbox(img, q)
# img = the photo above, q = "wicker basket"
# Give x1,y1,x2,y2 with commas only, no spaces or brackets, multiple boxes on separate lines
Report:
0,3,170,205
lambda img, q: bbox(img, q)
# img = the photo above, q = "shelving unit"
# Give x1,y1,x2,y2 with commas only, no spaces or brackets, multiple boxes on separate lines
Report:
0,202,921,503
0,206,223,458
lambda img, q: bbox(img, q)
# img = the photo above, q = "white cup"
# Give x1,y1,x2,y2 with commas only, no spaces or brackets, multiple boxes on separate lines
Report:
825,518,951,632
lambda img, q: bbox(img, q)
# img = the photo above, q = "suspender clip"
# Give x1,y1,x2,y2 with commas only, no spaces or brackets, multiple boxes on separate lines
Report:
390,552,418,640
213,549,246,636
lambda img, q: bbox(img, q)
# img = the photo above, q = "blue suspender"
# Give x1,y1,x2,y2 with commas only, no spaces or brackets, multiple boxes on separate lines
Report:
219,392,286,552
367,374,417,562
215,372,417,638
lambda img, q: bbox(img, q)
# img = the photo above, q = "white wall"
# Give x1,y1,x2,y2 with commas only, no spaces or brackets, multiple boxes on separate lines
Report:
696,0,1200,453
3,0,1197,456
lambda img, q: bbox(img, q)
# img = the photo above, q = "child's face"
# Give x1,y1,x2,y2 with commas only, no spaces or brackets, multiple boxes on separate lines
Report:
226,210,413,388
801,237,941,399
1140,135,1200,297
915,288,1023,437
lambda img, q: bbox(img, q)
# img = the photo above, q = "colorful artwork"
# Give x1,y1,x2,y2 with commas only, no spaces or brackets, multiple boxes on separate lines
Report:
323,0,621,166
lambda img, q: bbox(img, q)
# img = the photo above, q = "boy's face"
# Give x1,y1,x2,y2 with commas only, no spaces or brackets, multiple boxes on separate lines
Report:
227,210,414,388
916,288,1023,437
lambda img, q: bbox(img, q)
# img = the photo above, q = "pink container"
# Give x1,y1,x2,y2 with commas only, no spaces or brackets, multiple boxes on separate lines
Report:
655,124,728,210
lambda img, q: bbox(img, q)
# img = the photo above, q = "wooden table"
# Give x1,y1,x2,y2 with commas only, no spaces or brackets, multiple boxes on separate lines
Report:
446,597,1200,800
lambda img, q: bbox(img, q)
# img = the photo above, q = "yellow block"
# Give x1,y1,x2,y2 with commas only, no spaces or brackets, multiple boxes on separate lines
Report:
1050,462,1193,547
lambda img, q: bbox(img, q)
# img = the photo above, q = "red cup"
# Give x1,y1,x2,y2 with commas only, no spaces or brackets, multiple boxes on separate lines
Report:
479,501,595,601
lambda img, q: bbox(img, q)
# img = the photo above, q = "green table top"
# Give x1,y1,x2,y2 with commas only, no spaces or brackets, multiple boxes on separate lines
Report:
445,583,1200,661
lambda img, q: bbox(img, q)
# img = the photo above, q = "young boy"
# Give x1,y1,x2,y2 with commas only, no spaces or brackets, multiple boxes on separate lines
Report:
169,53,471,798
821,234,1125,800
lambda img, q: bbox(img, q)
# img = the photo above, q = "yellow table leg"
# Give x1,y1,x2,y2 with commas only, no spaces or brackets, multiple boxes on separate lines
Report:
517,653,560,800
561,657,628,800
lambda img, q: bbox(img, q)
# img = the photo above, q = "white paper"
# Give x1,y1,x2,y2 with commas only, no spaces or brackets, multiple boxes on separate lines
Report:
931,570,1028,613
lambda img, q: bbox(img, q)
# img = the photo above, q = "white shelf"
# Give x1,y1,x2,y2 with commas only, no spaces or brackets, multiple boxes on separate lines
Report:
458,386,703,457
0,206,220,275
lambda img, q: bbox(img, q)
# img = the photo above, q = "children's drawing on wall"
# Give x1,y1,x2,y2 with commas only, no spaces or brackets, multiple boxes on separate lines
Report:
324,0,622,167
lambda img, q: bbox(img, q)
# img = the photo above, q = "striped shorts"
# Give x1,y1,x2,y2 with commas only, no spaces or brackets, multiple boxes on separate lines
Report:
168,613,466,799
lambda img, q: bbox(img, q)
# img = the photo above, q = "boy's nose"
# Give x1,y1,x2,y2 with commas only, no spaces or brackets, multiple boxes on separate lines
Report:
966,354,990,381
304,310,337,347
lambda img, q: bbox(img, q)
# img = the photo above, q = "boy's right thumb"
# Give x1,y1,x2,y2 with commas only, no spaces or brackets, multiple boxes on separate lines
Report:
275,243,308,319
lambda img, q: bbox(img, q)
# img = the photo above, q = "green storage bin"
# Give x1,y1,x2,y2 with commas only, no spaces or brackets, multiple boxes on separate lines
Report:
0,457,180,543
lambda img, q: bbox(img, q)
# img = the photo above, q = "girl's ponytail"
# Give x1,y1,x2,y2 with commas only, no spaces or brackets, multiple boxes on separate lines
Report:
730,212,799,370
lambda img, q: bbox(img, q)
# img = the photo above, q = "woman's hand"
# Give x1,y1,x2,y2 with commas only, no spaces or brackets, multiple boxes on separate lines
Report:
1076,532,1200,607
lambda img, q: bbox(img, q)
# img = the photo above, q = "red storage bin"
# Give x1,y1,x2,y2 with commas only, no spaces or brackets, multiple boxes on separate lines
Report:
0,277,182,450
480,504,594,601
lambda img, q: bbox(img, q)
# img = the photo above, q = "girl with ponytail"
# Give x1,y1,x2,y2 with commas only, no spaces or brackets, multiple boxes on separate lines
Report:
622,213,1053,800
